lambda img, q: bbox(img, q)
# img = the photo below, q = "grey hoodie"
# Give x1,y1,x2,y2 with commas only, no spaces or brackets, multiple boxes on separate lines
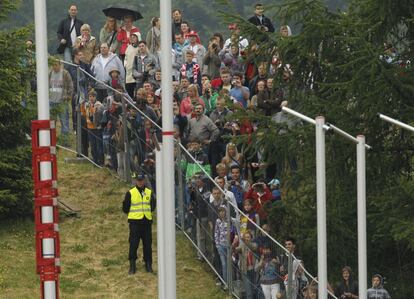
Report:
91,53,125,90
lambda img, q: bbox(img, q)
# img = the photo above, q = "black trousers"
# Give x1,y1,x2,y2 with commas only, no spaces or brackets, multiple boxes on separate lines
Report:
128,221,152,263
125,83,136,99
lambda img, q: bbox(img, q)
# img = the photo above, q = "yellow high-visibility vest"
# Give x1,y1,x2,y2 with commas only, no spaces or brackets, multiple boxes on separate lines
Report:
127,187,152,220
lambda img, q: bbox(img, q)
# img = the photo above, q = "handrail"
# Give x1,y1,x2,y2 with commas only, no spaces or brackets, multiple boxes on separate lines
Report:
54,56,337,297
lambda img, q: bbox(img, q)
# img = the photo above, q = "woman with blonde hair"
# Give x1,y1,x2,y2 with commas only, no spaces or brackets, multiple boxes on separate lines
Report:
221,142,244,172
179,84,205,117
280,25,292,37
74,24,96,64
99,17,119,53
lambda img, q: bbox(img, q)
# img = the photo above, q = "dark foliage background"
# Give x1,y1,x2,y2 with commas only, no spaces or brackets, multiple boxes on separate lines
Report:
0,0,35,219
219,0,413,297
1,0,412,296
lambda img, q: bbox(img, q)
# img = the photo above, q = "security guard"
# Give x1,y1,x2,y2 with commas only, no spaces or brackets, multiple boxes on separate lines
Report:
122,173,156,274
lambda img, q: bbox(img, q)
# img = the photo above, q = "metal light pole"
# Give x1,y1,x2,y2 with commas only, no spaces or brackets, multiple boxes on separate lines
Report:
378,113,414,132
280,107,328,298
325,124,371,299
357,135,367,299
160,0,176,297
315,116,327,299
155,146,166,299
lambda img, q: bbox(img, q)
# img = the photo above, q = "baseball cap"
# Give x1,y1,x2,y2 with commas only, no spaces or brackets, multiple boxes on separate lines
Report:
268,178,280,186
132,172,145,180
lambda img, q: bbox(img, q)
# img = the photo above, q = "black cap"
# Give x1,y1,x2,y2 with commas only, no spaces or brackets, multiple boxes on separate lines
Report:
132,172,145,180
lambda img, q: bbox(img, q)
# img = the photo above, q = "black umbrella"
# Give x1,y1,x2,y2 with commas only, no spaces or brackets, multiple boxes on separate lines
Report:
102,5,143,21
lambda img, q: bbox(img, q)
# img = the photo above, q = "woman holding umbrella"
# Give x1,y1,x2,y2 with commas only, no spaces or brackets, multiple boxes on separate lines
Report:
99,17,119,54
117,15,140,63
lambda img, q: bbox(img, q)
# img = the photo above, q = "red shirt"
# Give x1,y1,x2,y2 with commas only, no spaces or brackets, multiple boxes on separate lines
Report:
244,186,273,220
117,26,140,55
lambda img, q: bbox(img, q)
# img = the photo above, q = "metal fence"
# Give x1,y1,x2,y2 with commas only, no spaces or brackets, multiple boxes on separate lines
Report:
54,57,337,299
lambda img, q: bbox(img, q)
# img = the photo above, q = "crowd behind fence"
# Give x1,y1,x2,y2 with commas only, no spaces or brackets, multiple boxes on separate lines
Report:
50,56,337,299
33,3,401,297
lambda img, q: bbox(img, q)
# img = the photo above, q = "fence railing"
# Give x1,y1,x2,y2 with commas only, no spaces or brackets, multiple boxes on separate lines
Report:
52,57,337,299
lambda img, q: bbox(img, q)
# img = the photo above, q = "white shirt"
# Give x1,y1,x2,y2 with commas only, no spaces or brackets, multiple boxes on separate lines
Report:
70,18,77,45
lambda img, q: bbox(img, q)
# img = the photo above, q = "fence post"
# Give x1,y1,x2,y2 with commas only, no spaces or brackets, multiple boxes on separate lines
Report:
177,143,185,229
226,199,233,295
76,66,82,156
121,95,130,182
287,252,293,299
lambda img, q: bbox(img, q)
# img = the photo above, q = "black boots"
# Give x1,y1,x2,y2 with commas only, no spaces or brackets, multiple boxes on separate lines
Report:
145,262,153,273
128,260,136,275
129,260,152,274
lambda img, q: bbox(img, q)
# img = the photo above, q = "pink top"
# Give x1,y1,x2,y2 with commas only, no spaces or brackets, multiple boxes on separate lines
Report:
179,97,205,117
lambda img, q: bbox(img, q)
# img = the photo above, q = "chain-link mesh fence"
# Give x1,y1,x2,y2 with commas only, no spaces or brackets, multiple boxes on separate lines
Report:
54,57,337,299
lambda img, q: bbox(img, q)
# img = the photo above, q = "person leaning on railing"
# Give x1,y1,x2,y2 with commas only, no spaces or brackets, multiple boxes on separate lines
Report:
48,59,74,147
80,88,104,166
90,42,125,102
234,231,259,299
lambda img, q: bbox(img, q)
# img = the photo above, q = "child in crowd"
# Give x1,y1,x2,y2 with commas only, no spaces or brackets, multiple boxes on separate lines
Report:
180,50,202,88
81,88,104,165
268,178,282,202
214,206,229,284
112,119,125,177
234,231,259,299
239,198,260,239
108,68,124,91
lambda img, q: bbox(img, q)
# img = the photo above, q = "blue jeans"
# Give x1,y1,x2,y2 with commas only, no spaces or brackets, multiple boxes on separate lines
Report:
242,269,256,299
50,102,69,136
216,244,227,283
64,47,72,63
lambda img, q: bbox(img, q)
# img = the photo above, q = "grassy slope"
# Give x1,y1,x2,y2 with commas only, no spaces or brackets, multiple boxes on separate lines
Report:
0,149,230,299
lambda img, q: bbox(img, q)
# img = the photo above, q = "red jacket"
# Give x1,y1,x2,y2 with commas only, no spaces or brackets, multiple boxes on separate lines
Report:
244,185,273,220
117,26,140,55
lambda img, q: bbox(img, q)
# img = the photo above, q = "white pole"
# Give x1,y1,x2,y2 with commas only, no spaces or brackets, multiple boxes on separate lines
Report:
378,113,414,133
34,0,49,122
327,124,372,150
43,282,56,299
160,0,176,297
34,1,56,298
357,135,367,299
155,146,166,299
315,116,327,299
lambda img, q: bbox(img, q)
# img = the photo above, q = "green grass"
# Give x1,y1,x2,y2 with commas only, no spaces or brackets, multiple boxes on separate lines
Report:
0,148,231,298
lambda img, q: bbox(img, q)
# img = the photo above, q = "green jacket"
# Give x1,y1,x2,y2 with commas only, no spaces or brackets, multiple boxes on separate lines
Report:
201,92,218,115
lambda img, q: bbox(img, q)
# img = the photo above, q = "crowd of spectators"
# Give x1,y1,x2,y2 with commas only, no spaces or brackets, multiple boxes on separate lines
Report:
49,3,392,299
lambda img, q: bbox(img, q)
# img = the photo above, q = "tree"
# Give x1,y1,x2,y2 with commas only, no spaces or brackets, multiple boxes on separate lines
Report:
219,0,414,297
0,0,35,219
